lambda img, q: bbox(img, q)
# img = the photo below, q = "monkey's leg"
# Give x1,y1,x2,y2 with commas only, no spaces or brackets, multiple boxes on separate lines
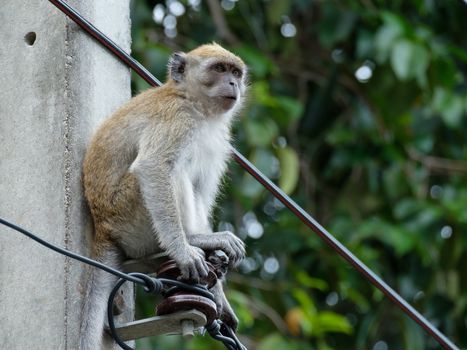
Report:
80,239,123,350
210,280,239,330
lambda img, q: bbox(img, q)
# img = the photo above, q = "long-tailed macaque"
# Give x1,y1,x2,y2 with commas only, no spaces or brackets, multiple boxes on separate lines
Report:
80,43,247,349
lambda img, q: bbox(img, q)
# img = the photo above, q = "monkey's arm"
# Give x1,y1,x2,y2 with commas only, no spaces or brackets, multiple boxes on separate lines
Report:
131,126,209,280
187,155,245,266
182,148,245,265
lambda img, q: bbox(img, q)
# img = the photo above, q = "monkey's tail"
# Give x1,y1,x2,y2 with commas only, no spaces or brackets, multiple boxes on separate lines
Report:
79,244,121,350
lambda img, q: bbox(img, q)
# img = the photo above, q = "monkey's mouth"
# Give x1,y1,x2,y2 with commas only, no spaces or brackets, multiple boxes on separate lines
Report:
222,95,237,101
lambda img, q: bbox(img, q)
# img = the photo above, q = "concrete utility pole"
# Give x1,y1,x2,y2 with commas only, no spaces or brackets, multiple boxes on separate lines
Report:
0,1,132,349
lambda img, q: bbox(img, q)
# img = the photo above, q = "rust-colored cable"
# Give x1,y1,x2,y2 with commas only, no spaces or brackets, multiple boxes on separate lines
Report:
47,1,459,349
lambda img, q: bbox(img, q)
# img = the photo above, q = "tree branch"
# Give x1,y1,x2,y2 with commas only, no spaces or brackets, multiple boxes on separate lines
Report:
407,147,467,174
205,0,239,45
241,292,289,334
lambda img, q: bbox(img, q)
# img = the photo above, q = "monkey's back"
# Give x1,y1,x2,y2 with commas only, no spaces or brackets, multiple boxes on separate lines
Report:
82,85,188,229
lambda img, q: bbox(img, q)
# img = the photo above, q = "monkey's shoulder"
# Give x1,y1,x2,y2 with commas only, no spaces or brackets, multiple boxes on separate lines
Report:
124,84,191,120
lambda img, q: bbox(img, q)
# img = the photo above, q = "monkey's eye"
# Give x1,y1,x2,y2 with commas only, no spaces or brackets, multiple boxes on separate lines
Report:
232,68,242,78
213,63,227,73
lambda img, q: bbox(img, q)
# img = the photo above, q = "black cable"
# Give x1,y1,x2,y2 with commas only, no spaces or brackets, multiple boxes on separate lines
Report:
0,217,246,350
0,218,218,300
108,276,135,350
0,217,213,305
206,320,239,350
221,322,247,350
161,281,215,300
0,217,144,285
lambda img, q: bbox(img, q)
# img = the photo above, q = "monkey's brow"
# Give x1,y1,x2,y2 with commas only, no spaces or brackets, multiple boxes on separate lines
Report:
209,61,242,71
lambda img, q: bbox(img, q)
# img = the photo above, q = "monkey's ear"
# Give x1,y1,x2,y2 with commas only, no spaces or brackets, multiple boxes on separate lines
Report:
168,52,186,83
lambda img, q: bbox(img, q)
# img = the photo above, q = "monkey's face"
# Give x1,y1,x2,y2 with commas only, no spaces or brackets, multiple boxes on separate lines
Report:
168,44,247,116
197,60,245,112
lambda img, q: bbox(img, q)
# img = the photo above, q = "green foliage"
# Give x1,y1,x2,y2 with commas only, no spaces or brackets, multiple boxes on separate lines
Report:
277,146,300,195
131,0,467,349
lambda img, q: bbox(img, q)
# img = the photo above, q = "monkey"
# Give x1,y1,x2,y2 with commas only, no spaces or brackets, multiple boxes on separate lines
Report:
80,43,247,350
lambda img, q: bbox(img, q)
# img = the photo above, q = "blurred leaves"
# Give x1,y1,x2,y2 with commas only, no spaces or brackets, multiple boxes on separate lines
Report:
277,146,300,195
390,39,429,85
131,0,467,349
432,86,465,127
244,117,278,147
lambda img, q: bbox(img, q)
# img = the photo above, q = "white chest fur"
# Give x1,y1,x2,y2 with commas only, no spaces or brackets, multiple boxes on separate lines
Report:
173,118,232,235
178,119,232,186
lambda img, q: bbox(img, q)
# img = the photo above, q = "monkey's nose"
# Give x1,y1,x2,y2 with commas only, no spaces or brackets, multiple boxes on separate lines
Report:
229,81,237,87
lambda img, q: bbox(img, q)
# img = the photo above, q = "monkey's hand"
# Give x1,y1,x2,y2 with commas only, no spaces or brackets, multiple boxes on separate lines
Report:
188,231,245,267
171,244,209,281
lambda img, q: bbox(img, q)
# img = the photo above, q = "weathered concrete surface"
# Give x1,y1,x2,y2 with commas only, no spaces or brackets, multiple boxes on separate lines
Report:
0,1,132,348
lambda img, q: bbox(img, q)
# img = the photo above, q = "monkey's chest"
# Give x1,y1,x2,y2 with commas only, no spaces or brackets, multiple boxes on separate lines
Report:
184,141,228,180
179,126,230,185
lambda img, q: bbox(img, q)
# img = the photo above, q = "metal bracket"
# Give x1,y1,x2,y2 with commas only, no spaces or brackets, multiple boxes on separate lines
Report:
111,309,207,341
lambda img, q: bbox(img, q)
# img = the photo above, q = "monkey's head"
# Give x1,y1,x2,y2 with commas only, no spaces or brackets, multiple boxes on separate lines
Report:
167,43,247,116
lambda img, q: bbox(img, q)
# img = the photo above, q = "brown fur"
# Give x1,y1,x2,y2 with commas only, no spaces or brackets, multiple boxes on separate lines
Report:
83,84,191,234
188,43,244,67
80,44,247,350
